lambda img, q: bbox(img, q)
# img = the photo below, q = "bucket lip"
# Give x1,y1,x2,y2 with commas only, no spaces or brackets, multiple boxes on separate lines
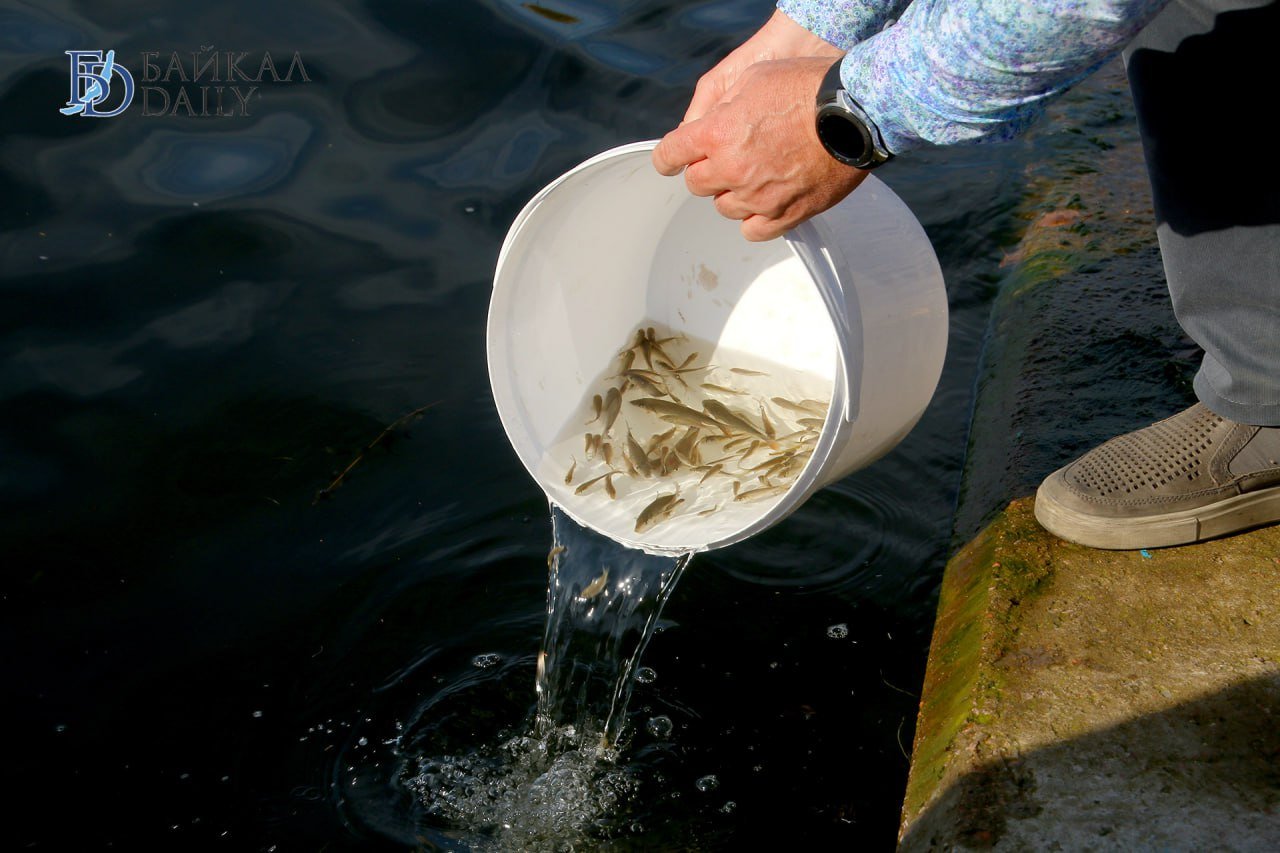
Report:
494,140,664,282
487,139,855,553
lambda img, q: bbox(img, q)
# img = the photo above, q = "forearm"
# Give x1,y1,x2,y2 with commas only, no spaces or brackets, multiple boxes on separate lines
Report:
777,0,913,50
838,0,1170,152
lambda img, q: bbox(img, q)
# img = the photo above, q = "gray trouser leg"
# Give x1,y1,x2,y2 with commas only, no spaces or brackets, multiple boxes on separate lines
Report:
1124,0,1280,425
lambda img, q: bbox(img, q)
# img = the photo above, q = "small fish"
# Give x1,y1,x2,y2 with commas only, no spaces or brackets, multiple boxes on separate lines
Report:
646,426,678,454
618,348,636,372
674,426,700,463
770,397,825,417
770,397,806,413
661,448,680,476
696,504,721,517
630,398,724,431
759,404,777,440
604,473,617,500
797,417,826,431
697,463,723,484
729,367,768,376
623,370,669,397
579,568,609,600
574,471,613,495
702,399,768,439
564,457,577,485
622,368,666,384
602,387,622,435
622,447,640,478
546,545,565,568
734,485,789,502
601,441,614,466
701,382,746,395
747,450,796,472
635,492,684,534
627,429,653,478
586,394,603,424
799,399,830,413
645,327,681,366
773,429,816,444
638,329,653,368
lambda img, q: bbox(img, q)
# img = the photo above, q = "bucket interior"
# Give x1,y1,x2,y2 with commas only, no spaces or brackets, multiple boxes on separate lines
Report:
489,149,840,552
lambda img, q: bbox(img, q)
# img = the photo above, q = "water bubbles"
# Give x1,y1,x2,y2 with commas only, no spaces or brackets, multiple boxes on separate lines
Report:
357,736,368,747
720,800,737,814
826,623,849,639
694,774,719,792
472,652,502,669
54,724,67,733
634,667,657,684
409,724,639,850
251,710,263,718
645,716,673,738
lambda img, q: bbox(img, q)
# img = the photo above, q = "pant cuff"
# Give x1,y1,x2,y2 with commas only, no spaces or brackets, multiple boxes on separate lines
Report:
1194,371,1280,427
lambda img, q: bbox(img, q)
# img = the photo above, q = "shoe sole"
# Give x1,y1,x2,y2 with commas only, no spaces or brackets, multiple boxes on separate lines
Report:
1033,482,1280,550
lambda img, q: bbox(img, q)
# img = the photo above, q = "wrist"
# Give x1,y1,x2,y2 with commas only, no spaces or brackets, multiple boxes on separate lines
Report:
764,8,844,60
814,57,893,170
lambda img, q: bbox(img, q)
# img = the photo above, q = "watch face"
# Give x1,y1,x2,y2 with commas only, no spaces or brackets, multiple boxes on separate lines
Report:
817,107,871,166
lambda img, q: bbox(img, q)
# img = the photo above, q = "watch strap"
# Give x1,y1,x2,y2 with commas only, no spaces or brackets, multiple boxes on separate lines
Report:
814,59,893,170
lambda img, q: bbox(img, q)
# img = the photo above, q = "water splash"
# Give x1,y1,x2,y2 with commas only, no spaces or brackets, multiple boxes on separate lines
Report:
406,505,692,849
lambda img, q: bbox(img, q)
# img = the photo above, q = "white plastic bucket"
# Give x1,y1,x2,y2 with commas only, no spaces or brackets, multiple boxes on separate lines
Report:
488,140,947,554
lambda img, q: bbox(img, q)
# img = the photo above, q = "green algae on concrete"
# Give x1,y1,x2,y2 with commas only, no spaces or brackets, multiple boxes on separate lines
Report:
899,498,1280,850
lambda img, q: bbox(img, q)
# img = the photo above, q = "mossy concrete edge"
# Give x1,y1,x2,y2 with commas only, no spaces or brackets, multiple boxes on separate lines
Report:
899,498,1054,845
899,61,1280,849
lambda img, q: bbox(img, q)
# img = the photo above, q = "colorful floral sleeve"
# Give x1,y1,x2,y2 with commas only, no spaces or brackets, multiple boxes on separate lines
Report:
775,0,912,49
784,0,1170,153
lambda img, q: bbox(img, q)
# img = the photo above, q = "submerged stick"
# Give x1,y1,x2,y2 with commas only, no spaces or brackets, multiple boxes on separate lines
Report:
313,401,442,504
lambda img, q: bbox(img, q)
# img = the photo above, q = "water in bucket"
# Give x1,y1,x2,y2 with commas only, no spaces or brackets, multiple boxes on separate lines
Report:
541,323,834,546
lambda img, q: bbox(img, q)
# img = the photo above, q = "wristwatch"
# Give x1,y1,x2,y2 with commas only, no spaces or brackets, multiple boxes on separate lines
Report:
814,59,893,170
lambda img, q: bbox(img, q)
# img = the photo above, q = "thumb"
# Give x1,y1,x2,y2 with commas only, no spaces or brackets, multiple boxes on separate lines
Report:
683,77,725,124
652,121,708,177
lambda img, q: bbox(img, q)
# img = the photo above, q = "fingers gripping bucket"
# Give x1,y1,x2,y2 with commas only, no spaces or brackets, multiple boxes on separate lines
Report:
487,141,947,554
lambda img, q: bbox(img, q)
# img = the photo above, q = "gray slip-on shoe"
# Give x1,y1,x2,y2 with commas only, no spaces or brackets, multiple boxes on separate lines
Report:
1034,403,1280,550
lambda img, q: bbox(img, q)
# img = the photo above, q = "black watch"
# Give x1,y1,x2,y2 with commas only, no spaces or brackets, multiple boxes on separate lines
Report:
815,59,893,170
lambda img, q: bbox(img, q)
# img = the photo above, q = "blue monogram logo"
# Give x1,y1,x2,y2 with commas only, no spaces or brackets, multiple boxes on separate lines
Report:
62,50,135,117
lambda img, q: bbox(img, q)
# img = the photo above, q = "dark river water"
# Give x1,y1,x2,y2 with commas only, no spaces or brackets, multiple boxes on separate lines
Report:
2,0,1074,848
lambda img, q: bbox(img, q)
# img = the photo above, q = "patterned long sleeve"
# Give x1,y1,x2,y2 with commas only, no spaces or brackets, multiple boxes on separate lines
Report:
780,0,1170,153
775,0,913,49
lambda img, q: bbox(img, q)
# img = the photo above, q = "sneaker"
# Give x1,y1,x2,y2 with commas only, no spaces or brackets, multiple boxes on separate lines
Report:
1034,403,1280,549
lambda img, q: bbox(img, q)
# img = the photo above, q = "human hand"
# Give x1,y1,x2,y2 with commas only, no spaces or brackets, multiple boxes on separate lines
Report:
683,10,843,124
654,57,869,242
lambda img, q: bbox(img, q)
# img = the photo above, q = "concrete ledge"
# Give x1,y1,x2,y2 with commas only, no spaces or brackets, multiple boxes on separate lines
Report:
901,62,1280,850
900,498,1279,849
